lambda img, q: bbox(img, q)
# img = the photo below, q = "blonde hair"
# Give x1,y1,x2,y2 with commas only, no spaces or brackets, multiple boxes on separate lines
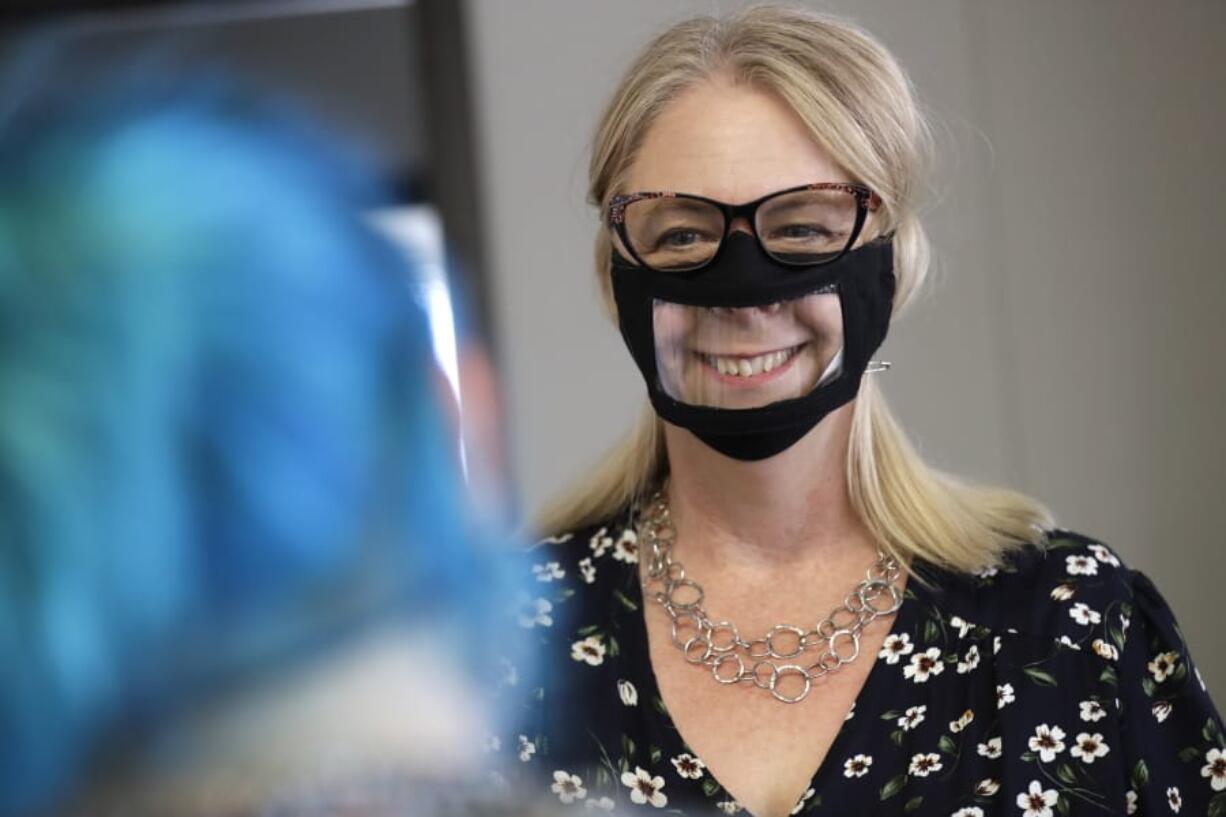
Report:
538,4,1052,574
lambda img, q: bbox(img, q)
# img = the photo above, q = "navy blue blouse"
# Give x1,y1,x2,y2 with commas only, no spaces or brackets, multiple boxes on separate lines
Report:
496,509,1225,816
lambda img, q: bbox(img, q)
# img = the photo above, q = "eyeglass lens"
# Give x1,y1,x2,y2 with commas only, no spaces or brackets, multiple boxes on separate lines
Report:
622,188,861,271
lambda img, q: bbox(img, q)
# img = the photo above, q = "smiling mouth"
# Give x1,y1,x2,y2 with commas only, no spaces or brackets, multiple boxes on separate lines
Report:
696,343,807,377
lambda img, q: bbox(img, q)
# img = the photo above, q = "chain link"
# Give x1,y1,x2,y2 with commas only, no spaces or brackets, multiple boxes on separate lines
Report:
638,487,904,704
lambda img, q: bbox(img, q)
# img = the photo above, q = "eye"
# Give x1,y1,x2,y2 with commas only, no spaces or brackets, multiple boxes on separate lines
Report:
658,229,707,248
770,223,836,241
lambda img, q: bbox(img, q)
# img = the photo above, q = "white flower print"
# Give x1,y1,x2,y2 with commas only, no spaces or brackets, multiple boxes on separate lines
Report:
571,635,607,666
585,797,615,812
540,532,574,545
898,705,927,731
551,770,587,804
1166,786,1181,813
618,679,639,706
950,615,975,638
957,644,981,674
1016,780,1058,817
1070,732,1109,763
1202,747,1226,791
952,809,985,817
1065,554,1098,576
1197,666,1207,692
996,683,1016,709
1148,651,1179,682
909,752,943,777
1069,603,1101,626
716,801,743,814
1050,583,1075,601
590,527,614,558
950,709,975,733
517,596,553,628
518,734,536,762
845,701,856,721
1152,700,1172,723
1027,724,1066,762
976,778,1001,796
994,635,1003,655
904,648,945,683
978,737,1003,759
976,565,999,578
1056,635,1081,651
612,528,639,563
578,556,597,584
1125,790,1138,815
1079,699,1107,722
879,633,915,664
1120,613,1131,636
789,787,816,815
671,753,705,780
843,754,873,778
1091,639,1119,662
532,561,565,582
621,766,667,808
1088,543,1120,566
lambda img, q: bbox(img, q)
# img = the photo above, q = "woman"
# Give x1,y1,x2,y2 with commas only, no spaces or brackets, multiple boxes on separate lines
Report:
501,6,1226,816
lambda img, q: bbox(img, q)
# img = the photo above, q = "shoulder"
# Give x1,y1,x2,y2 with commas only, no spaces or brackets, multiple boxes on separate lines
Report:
924,529,1143,651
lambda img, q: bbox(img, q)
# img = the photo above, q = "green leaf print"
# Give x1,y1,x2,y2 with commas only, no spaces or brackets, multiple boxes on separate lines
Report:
702,778,721,797
922,619,940,645
556,587,576,600
1172,661,1188,685
1055,764,1078,786
881,710,902,721
607,636,621,657
1131,758,1149,790
1108,624,1126,651
938,735,957,756
1055,794,1070,816
1023,666,1058,687
1208,792,1226,817
890,729,906,747
880,773,908,801
904,795,923,813
1141,677,1156,698
614,589,639,612
576,624,601,636
1099,665,1118,687
1204,717,1224,745
621,734,636,760
1178,746,1201,763
650,746,663,765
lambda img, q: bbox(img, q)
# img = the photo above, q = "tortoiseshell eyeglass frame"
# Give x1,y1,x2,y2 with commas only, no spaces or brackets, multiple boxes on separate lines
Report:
605,182,882,272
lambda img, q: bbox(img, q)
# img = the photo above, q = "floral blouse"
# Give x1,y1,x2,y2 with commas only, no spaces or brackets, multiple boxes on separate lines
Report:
493,507,1225,816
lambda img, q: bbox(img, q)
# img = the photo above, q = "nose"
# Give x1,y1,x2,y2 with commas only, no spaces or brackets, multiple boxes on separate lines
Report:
726,215,754,237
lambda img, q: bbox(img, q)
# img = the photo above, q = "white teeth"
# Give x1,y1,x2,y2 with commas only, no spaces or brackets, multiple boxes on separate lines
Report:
706,346,798,378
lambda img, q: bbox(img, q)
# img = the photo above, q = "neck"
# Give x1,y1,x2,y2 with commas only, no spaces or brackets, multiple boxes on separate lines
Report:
662,401,873,568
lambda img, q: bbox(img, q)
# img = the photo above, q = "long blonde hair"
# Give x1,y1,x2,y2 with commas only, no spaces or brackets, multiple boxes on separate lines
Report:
538,5,1051,574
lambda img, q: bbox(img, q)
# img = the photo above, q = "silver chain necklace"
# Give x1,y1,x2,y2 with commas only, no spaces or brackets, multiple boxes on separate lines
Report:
637,487,905,704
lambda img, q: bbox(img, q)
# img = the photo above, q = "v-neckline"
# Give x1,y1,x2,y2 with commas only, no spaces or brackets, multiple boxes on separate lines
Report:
620,551,923,812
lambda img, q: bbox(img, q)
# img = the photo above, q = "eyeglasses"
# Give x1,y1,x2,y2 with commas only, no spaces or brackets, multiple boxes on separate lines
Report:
606,182,881,272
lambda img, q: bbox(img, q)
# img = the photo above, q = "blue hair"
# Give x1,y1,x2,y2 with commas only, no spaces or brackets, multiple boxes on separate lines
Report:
0,67,522,815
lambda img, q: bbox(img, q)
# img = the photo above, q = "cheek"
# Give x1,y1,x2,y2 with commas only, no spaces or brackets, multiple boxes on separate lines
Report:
652,303,697,345
795,293,844,342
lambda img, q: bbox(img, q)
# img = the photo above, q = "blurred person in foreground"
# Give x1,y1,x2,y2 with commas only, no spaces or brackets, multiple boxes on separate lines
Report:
0,66,538,816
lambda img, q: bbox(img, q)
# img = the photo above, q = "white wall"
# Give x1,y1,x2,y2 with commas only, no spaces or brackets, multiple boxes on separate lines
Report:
464,0,1226,699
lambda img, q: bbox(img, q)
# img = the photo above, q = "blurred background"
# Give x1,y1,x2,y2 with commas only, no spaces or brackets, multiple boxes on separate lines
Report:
1,0,1221,743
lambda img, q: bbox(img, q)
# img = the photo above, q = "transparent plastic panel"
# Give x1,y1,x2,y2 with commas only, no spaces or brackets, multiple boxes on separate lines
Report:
652,285,844,410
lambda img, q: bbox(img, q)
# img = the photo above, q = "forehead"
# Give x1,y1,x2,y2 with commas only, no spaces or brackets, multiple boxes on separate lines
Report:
625,77,848,203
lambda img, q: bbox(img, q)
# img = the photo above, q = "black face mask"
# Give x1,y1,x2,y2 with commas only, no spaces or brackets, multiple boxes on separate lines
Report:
610,231,896,460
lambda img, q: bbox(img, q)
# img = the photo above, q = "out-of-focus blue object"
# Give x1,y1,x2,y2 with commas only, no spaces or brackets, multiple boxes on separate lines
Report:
0,65,522,816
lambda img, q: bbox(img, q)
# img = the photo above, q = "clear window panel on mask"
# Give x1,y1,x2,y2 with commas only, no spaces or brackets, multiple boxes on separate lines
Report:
652,286,844,410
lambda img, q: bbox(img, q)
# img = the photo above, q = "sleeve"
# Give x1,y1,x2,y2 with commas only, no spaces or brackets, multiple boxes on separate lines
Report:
1115,568,1226,816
